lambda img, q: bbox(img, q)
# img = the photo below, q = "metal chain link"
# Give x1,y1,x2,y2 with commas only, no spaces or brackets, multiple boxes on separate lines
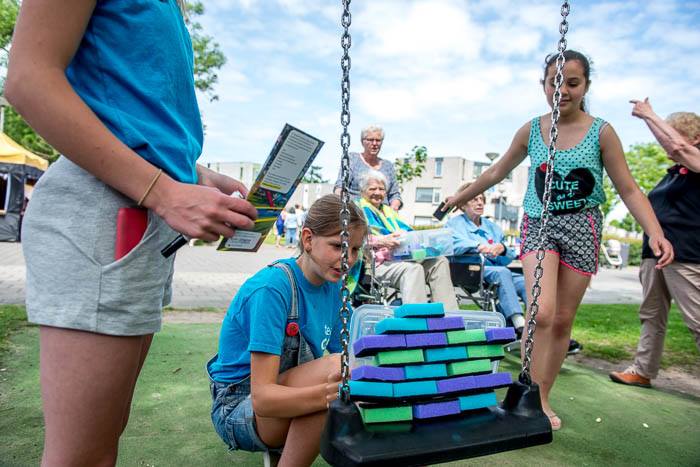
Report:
520,1,570,385
338,0,353,402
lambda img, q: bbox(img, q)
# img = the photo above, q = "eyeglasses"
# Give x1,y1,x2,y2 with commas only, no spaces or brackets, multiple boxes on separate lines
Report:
363,138,383,143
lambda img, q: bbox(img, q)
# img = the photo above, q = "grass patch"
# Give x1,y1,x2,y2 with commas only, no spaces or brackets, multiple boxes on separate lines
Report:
0,305,29,354
1,324,699,466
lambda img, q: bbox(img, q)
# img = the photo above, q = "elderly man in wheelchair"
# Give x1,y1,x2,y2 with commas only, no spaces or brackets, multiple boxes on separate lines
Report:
446,183,527,337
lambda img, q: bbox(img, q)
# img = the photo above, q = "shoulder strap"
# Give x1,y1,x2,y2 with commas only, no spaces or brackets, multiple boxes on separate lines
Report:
269,261,299,320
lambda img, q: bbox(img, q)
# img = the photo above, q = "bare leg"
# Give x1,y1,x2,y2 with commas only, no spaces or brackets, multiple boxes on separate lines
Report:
40,326,153,467
254,354,340,465
521,254,559,419
120,334,153,434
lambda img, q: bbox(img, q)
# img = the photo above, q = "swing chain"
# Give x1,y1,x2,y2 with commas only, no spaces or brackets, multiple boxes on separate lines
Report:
338,0,353,402
520,0,570,386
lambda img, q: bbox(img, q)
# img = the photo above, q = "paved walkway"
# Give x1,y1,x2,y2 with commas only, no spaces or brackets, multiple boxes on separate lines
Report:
0,242,642,308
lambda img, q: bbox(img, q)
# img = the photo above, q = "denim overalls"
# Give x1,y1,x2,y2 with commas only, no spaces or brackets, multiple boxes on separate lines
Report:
208,261,315,451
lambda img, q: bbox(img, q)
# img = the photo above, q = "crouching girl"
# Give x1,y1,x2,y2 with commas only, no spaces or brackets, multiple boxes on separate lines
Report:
207,194,367,466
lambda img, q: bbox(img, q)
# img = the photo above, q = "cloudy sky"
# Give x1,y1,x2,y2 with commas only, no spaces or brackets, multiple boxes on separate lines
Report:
195,0,700,183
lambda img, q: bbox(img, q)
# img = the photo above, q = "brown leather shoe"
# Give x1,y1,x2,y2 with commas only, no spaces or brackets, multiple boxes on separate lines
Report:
609,367,651,388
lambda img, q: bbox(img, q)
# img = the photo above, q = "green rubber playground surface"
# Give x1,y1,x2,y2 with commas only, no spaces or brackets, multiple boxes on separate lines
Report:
1,322,699,466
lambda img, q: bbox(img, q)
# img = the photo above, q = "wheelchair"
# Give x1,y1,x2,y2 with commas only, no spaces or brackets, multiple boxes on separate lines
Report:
448,253,500,312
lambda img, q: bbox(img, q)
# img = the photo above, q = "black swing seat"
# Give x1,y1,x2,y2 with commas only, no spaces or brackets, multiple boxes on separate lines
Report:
320,380,552,466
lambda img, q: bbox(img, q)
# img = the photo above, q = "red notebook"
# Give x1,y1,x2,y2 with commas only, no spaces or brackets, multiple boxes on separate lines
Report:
115,207,148,260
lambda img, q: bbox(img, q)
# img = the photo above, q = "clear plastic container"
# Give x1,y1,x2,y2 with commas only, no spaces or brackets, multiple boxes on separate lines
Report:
391,228,455,261
348,304,506,370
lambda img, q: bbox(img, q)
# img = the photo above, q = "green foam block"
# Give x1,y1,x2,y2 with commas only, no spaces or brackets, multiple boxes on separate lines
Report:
447,359,492,376
359,405,413,424
411,249,427,261
447,329,486,345
466,344,505,360
374,349,425,366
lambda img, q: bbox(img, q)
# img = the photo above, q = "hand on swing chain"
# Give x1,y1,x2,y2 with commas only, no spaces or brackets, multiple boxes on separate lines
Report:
649,235,674,269
325,370,342,408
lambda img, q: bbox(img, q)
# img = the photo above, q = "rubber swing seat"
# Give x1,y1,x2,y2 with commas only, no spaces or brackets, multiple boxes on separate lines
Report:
320,380,552,466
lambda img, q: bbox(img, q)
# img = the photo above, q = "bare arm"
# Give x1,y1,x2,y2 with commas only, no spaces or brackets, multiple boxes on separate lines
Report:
601,124,674,267
444,122,530,210
630,98,700,172
250,353,334,418
5,0,256,241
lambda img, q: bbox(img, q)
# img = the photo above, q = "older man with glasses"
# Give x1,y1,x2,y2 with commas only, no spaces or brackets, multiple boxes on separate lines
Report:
334,124,402,211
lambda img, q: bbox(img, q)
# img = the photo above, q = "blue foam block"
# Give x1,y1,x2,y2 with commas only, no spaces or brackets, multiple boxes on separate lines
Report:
459,391,498,411
393,380,438,398
375,318,428,334
403,363,447,380
486,327,517,343
437,375,476,394
427,316,465,331
413,399,461,419
473,372,512,389
394,303,445,318
424,346,468,362
352,365,405,382
348,380,393,398
405,332,447,348
353,334,406,357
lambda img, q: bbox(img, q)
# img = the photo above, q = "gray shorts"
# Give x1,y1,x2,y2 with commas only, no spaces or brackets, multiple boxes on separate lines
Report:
22,157,177,336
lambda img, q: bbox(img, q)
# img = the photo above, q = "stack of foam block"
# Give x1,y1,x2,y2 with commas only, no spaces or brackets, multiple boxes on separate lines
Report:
348,303,516,424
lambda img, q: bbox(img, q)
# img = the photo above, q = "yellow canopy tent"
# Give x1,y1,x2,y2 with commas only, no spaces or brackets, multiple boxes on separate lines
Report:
0,131,49,241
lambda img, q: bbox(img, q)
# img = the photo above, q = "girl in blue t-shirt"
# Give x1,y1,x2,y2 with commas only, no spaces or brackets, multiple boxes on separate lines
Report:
444,50,674,431
6,1,257,464
208,194,367,465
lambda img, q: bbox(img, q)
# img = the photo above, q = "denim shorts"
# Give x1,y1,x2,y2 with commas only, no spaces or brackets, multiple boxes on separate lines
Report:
210,378,277,453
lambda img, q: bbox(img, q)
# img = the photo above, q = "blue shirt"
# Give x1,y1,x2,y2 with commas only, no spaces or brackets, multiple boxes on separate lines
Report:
66,0,203,183
447,214,516,267
208,258,346,384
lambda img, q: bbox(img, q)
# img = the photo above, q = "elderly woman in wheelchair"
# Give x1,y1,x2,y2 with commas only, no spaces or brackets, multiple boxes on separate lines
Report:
358,170,459,310
446,183,527,336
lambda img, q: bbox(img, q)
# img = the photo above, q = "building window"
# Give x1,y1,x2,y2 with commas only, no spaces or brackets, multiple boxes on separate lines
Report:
474,162,490,177
435,158,443,177
415,187,441,204
0,173,9,214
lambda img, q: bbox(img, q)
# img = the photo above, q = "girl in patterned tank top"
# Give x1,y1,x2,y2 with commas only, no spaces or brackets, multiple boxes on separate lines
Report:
444,50,673,431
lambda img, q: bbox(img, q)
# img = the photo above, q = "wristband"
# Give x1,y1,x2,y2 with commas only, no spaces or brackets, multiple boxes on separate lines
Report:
137,169,163,207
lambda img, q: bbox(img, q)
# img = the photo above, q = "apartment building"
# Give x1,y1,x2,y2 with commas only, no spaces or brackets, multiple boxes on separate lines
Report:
400,155,529,231
205,161,261,190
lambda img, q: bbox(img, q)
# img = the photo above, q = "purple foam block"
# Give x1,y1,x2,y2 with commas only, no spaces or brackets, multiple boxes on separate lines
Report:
473,372,513,389
437,375,476,394
486,327,516,343
354,334,406,357
405,332,447,348
427,316,464,331
351,365,405,382
413,399,461,419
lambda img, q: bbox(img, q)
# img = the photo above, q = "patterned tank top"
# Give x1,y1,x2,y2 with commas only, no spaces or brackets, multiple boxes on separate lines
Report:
522,116,607,218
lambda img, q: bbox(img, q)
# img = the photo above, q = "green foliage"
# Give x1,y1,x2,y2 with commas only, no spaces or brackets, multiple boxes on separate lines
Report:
0,0,18,83
185,1,226,102
609,213,642,234
603,142,670,219
0,304,27,354
302,165,328,183
4,107,60,162
394,145,428,188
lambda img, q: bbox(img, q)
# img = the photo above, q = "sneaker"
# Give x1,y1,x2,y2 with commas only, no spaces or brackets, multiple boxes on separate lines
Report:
609,367,651,388
566,339,583,356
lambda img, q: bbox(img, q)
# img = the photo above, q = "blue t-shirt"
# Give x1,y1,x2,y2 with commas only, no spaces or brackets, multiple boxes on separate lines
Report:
208,258,346,384
66,0,203,183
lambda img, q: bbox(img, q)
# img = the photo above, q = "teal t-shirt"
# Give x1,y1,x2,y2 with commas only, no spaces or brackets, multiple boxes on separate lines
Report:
523,116,607,217
208,258,346,384
66,0,203,183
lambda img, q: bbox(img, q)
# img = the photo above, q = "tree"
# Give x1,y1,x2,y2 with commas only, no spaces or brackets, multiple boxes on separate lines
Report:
0,1,226,160
394,145,428,188
302,165,328,183
602,142,670,229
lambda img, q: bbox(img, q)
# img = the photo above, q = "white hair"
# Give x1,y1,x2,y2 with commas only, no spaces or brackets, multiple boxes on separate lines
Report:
361,125,385,141
359,170,388,193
